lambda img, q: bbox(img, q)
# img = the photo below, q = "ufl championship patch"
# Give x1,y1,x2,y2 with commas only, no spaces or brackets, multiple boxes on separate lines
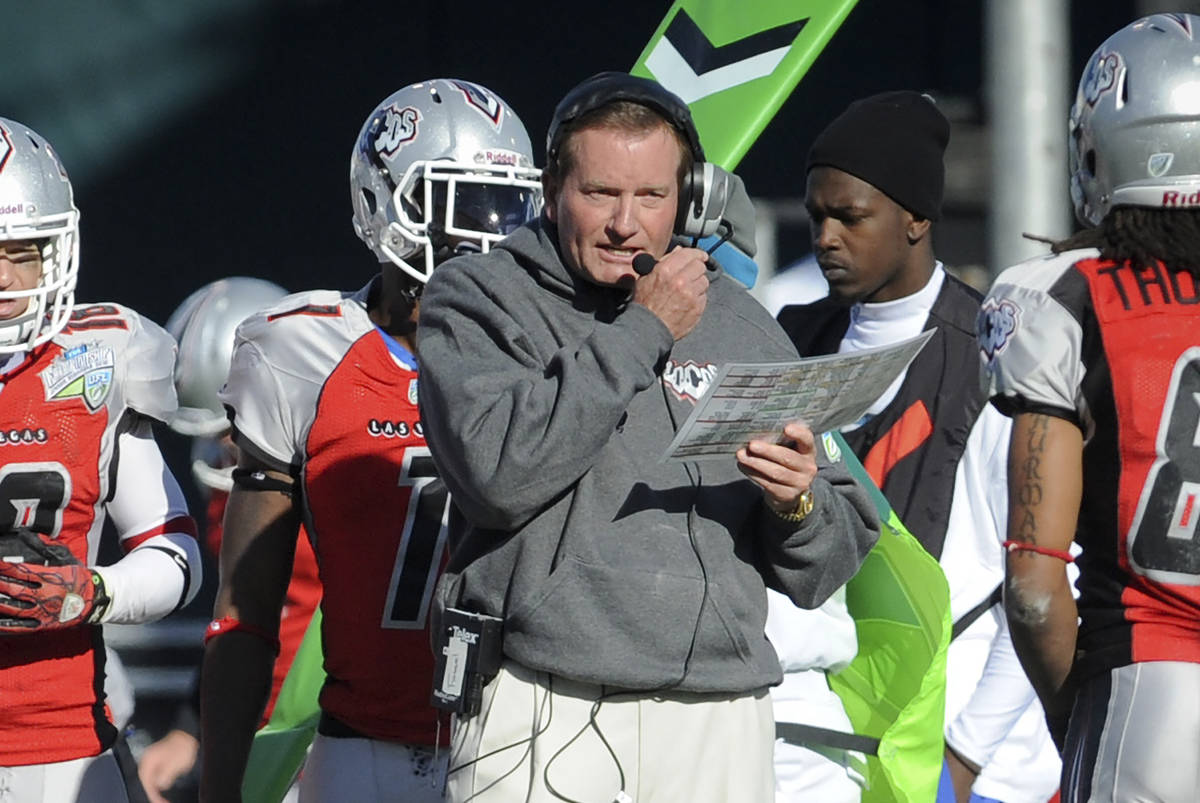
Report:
821,431,842,463
40,342,115,411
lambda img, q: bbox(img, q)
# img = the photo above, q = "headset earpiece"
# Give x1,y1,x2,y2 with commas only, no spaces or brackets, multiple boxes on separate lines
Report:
677,162,731,239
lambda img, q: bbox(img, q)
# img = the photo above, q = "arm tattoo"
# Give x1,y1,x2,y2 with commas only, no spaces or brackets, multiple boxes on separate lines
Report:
1014,414,1050,544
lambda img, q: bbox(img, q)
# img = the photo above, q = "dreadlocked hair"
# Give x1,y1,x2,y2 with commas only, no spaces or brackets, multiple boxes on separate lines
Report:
1052,206,1200,277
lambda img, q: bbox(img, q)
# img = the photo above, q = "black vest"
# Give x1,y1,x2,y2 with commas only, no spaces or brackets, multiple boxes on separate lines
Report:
777,275,985,559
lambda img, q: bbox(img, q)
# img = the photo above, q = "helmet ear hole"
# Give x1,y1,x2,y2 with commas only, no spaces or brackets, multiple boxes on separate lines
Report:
1086,149,1097,178
360,187,378,216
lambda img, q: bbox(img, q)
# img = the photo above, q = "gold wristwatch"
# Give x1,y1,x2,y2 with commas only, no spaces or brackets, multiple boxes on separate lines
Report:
773,488,814,523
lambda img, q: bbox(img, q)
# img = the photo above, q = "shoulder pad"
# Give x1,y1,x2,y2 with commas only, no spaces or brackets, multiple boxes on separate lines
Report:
55,303,179,421
234,288,371,356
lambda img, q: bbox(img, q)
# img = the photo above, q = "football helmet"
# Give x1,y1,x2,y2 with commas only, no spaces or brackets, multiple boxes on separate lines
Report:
0,117,78,353
350,79,542,285
1070,13,1200,226
166,276,287,438
166,277,288,492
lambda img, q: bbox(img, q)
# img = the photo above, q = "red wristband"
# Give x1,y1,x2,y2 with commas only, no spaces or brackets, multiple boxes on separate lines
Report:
204,615,281,654
1002,540,1075,563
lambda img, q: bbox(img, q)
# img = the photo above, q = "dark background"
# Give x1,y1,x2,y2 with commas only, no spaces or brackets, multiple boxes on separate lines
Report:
3,0,1161,752
66,0,1140,324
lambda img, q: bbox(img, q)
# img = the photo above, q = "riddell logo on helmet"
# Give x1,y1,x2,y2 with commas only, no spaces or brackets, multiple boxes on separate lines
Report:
0,203,24,216
1161,189,1200,207
476,149,520,166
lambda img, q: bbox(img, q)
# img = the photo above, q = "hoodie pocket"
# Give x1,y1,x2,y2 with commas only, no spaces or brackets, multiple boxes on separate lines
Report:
706,586,754,663
505,555,709,687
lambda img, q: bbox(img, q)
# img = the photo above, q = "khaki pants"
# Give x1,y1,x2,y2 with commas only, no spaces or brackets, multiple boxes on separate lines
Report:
447,660,774,803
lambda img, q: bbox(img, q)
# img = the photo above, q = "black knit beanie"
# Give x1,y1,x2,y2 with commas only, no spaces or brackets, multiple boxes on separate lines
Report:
806,91,950,221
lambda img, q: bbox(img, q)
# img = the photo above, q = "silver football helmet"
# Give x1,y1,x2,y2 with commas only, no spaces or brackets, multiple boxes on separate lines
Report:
0,117,78,353
166,277,288,492
350,79,542,285
166,276,287,438
1070,13,1200,226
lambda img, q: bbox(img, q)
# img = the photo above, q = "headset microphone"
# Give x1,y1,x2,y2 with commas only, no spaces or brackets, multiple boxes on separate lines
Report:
632,253,657,276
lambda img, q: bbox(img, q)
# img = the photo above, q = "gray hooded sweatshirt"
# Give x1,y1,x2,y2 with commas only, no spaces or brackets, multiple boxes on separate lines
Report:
417,217,879,694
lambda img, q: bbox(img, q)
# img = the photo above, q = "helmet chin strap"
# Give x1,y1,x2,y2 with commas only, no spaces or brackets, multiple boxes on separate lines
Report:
0,311,38,352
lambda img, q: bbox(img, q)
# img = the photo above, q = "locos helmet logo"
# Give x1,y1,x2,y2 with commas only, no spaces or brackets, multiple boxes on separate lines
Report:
375,105,422,156
977,299,1020,362
1081,51,1121,107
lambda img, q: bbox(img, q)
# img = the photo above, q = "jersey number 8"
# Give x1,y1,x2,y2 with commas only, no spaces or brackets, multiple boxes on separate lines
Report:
1128,348,1200,586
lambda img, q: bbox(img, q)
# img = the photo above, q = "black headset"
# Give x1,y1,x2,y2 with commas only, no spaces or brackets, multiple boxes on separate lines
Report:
545,72,729,239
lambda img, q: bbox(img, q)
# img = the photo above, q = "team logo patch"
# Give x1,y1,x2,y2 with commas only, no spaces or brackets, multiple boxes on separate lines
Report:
450,80,503,128
408,379,419,405
662,359,717,403
977,298,1021,362
373,105,422,157
40,342,115,411
1148,152,1174,178
821,432,842,463
1081,50,1121,107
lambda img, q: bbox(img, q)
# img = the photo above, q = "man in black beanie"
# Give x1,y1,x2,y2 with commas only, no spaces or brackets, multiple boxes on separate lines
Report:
771,91,1062,803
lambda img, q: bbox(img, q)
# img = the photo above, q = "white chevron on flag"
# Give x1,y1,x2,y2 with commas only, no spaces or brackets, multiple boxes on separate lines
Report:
644,36,791,104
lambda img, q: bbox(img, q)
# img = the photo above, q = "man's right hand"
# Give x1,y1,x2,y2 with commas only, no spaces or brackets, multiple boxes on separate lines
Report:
631,246,709,340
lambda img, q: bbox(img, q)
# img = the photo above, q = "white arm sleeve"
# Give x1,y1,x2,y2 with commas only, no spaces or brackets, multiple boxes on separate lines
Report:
945,611,1040,766
94,417,202,624
940,403,1042,764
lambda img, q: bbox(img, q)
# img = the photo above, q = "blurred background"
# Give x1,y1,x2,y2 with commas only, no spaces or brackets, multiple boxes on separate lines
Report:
2,0,1192,758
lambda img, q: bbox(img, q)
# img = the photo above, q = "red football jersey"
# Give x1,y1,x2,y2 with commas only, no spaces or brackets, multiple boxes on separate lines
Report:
0,303,192,765
221,282,447,745
1076,257,1200,664
983,251,1200,676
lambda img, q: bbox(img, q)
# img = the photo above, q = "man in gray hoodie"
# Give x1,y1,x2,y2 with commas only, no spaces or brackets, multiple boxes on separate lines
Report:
418,72,880,803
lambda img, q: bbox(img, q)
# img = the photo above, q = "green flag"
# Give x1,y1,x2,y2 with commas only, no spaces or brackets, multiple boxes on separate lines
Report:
242,607,325,803
631,0,860,169
831,435,950,803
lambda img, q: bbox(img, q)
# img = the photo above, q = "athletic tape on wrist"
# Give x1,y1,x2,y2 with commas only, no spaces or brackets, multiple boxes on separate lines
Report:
204,615,281,653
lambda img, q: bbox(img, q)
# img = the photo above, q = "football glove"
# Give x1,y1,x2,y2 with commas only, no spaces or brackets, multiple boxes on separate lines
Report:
0,528,78,567
0,532,110,632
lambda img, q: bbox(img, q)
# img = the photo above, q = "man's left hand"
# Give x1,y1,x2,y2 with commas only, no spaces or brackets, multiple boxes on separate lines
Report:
736,421,817,515
0,561,108,632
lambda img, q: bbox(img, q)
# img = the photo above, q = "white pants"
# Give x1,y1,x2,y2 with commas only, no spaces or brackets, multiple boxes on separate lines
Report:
447,660,775,803
298,733,447,803
773,738,863,803
1063,661,1200,803
0,750,129,803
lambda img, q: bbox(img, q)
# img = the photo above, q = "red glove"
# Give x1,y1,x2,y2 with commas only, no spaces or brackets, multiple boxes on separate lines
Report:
0,560,109,632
